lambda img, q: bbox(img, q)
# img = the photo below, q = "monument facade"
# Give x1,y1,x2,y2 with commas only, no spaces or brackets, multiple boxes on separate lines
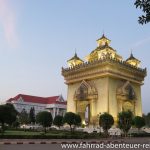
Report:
62,34,147,125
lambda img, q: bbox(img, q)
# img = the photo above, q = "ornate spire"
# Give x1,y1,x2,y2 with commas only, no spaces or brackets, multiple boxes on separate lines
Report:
67,52,83,67
85,33,123,62
126,51,140,67
96,34,111,47
126,52,140,62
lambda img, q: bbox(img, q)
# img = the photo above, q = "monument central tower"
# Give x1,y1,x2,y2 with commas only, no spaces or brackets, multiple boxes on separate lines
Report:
62,34,147,125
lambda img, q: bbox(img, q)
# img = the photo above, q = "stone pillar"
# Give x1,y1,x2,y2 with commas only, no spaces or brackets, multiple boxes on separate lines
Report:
57,108,59,115
90,100,97,126
53,108,56,119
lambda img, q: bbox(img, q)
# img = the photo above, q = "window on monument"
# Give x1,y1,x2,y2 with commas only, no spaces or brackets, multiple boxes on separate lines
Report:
78,84,88,100
128,86,135,100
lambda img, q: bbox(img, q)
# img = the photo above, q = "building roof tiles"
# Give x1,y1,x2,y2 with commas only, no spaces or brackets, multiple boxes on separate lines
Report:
7,94,67,105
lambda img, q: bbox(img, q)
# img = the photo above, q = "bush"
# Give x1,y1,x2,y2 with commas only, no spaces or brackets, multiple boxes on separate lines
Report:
133,116,145,130
118,111,133,137
36,111,53,133
99,113,114,136
81,124,85,128
0,134,92,139
0,130,89,139
131,132,150,137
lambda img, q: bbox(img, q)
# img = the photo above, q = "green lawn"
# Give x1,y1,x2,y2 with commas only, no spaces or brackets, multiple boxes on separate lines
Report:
0,129,91,139
3,130,40,135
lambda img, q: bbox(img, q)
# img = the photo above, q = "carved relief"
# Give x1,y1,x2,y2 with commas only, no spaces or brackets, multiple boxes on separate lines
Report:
76,101,88,112
126,85,136,100
123,101,134,112
117,81,136,114
117,81,136,101
77,83,88,100
74,80,98,101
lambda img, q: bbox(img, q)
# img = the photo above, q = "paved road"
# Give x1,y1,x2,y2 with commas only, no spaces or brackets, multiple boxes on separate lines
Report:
0,144,61,150
0,143,150,150
0,138,150,150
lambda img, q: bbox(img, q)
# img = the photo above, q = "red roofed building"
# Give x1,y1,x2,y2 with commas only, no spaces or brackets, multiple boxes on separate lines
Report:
7,94,67,118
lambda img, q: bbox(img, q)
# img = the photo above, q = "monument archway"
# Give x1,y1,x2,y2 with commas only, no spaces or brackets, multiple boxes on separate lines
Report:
117,81,136,114
74,80,98,124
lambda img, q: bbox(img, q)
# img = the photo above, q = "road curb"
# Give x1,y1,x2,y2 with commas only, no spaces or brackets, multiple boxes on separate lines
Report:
16,142,23,144
4,142,11,145
0,140,125,145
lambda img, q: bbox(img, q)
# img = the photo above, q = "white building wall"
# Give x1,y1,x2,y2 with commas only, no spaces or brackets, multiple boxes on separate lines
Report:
9,99,67,119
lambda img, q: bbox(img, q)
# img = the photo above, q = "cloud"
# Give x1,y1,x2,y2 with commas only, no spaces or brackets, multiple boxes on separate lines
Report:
0,0,19,48
132,36,150,49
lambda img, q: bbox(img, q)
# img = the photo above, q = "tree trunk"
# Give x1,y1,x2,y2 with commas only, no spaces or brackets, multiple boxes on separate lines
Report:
1,122,4,133
105,130,109,137
124,131,128,137
70,125,72,132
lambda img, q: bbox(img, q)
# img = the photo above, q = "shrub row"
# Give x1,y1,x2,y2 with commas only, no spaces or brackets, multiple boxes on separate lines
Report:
131,132,150,137
0,131,108,139
0,134,88,139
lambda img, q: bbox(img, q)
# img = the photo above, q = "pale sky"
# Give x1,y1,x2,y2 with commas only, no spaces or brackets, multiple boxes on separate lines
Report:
0,0,149,113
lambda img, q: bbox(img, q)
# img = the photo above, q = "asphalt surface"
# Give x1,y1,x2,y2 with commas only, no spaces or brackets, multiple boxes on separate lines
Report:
0,144,61,150
0,138,150,150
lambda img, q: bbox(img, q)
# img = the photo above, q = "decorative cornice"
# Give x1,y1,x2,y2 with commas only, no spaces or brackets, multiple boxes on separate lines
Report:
62,55,146,74
62,55,147,84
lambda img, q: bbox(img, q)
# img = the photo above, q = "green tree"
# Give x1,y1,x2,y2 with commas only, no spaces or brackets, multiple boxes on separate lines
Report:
133,116,145,131
118,111,133,137
0,105,6,131
143,113,150,127
146,113,150,126
0,104,18,131
29,107,35,124
5,104,18,125
12,120,20,129
18,109,29,125
36,111,53,133
63,112,76,132
53,115,63,129
134,0,150,24
99,113,114,136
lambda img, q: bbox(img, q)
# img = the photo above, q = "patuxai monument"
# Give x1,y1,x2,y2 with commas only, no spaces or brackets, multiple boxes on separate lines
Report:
62,34,147,125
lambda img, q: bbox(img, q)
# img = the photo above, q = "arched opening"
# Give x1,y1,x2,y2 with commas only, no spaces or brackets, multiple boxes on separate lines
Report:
117,81,136,114
74,80,98,125
85,104,90,125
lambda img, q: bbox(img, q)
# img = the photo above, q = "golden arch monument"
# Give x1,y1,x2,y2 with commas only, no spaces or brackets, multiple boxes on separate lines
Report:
62,34,147,125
